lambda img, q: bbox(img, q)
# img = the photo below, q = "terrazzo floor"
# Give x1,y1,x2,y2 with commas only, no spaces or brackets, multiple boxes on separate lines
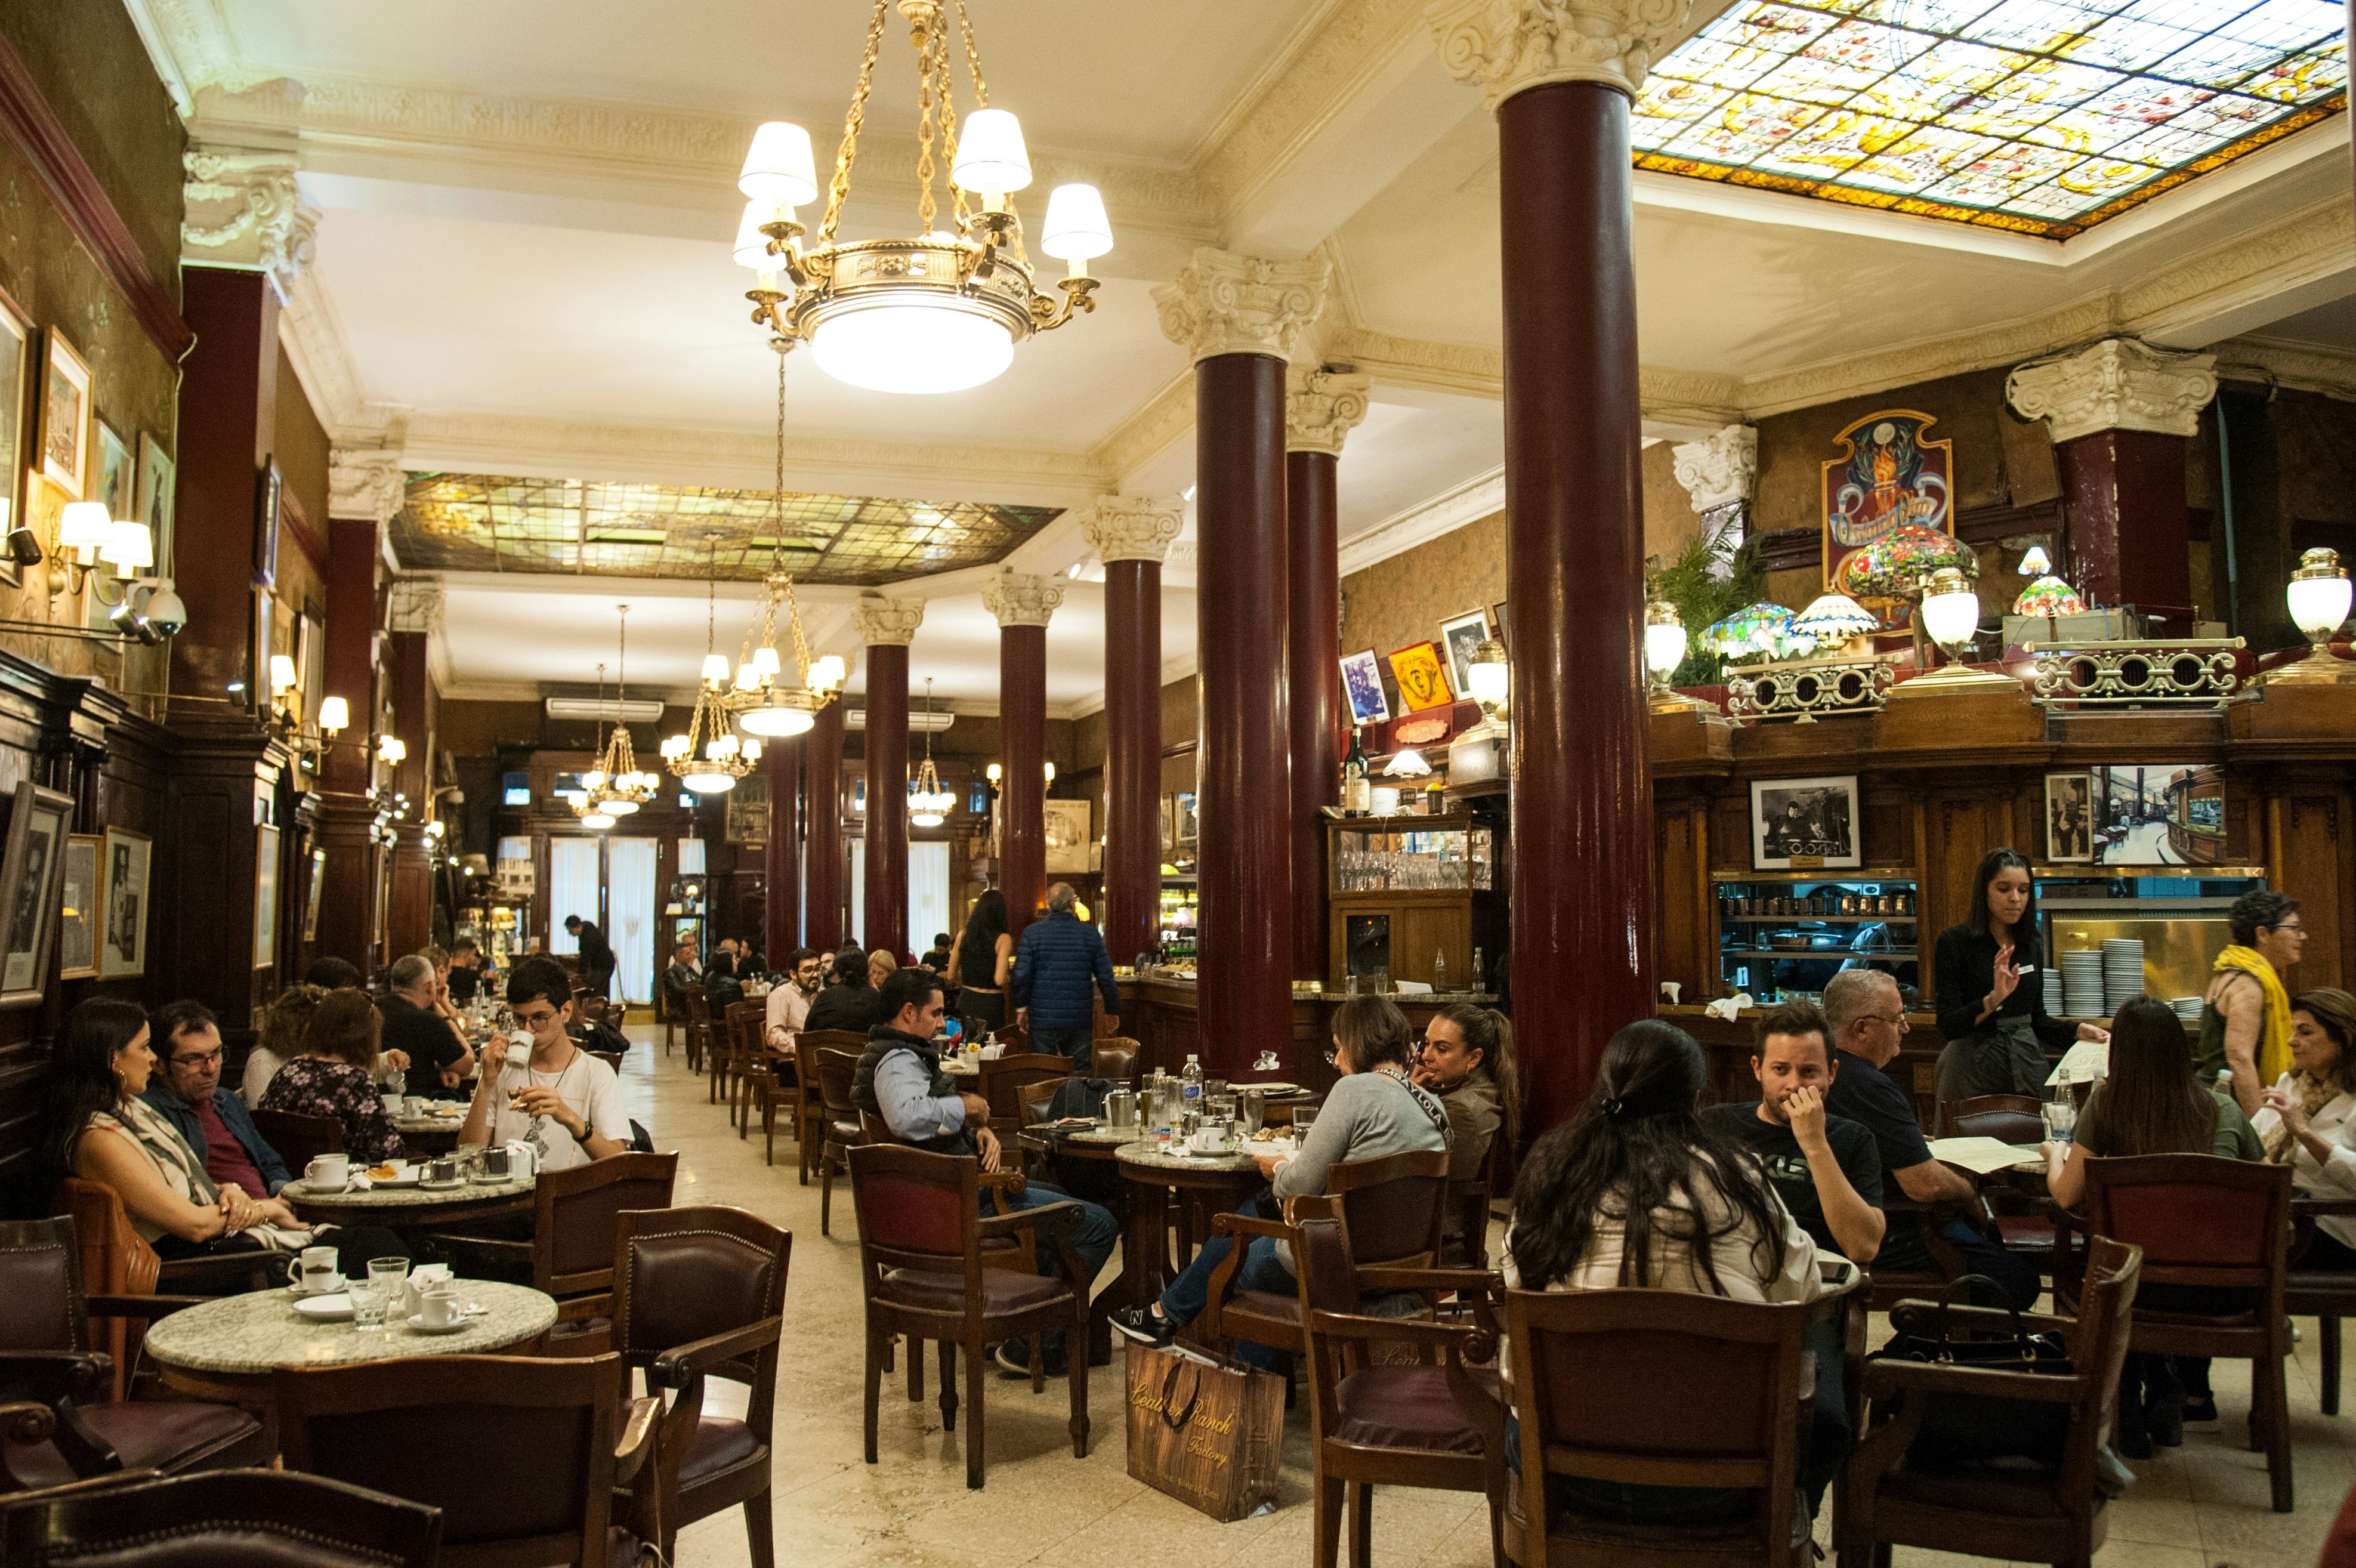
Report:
602,1020,2356,1568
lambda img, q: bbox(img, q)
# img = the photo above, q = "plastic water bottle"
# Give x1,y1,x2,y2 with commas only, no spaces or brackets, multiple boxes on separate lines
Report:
1181,1055,1204,1119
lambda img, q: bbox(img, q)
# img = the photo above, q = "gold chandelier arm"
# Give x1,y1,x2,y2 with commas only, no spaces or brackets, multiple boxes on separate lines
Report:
819,0,893,245
783,575,816,682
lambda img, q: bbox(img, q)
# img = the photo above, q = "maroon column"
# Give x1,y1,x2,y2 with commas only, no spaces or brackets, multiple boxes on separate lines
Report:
1196,353,1294,1076
764,736,801,960
806,702,845,952
863,644,909,958
169,268,276,720
1103,557,1162,967
1286,449,1341,981
1499,81,1654,1129
384,629,436,957
1000,624,1047,936
2054,431,2194,634
314,515,382,970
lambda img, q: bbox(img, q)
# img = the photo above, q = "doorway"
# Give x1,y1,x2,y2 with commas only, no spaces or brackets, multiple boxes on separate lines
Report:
544,834,661,1004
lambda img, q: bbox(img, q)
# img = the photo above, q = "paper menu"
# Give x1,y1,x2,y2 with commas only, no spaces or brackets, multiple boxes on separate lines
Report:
2045,1038,2110,1088
1928,1136,2045,1175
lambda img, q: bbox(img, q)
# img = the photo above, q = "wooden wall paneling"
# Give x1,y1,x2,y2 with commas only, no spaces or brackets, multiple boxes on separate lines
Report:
153,733,282,1032
1654,797,1709,1004
2276,782,2351,993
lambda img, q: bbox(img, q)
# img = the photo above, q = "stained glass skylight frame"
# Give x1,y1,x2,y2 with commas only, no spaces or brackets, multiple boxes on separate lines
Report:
1634,0,2347,239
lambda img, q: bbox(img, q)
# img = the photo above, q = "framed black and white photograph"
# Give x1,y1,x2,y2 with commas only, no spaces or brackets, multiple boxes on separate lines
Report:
2045,772,2093,864
1437,608,1493,699
98,825,151,980
1339,648,1389,727
1749,774,1861,869
0,785,70,1007
254,458,282,587
0,288,28,588
1174,791,1198,847
254,823,281,970
58,834,98,980
134,432,174,568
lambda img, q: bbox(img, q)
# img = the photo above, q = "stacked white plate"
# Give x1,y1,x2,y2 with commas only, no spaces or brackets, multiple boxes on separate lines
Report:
2102,938,2145,1014
2061,949,2105,1018
2171,996,2204,1024
2042,968,2064,1018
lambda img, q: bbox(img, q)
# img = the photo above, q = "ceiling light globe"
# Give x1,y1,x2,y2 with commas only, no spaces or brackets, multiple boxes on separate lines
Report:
809,300,1015,394
737,705,816,738
738,121,817,208
581,811,616,831
603,798,641,816
912,810,946,828
684,771,737,794
951,109,1032,197
1040,183,1113,262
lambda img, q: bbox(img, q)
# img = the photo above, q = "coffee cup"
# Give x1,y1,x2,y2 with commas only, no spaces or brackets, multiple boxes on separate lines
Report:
479,1147,511,1180
304,1153,350,1191
285,1245,339,1294
1188,1125,1228,1154
505,1039,532,1069
379,1092,403,1116
428,1159,459,1184
404,1095,428,1117
417,1288,459,1329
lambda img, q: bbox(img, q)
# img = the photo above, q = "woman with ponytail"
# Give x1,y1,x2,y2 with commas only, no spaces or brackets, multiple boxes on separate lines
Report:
1415,1002,1521,1182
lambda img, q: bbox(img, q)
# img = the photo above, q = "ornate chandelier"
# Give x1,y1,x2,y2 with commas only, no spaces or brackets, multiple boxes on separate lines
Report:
575,607,660,827
724,356,847,737
662,563,764,793
909,678,955,826
732,0,1114,394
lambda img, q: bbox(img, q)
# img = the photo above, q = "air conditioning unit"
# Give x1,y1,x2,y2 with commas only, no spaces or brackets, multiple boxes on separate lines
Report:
845,707,955,733
544,696,666,723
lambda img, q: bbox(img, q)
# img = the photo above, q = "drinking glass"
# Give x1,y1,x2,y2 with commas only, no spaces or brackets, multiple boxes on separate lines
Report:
348,1281,388,1332
369,1257,410,1313
1291,1107,1317,1149
1207,1094,1236,1128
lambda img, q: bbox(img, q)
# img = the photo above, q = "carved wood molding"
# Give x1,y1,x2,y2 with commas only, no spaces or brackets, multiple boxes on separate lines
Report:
0,33,193,360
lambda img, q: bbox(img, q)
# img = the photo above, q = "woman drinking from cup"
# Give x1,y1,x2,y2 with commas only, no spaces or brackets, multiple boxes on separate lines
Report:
1933,848,2108,1103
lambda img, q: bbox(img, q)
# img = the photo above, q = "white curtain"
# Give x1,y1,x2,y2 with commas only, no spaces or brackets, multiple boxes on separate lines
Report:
677,837,706,875
607,837,658,1004
546,838,601,955
848,840,864,947
909,841,950,958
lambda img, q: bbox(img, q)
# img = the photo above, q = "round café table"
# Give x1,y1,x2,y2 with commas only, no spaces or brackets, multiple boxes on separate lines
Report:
1113,1140,1267,1311
282,1171,536,1232
143,1279,557,1404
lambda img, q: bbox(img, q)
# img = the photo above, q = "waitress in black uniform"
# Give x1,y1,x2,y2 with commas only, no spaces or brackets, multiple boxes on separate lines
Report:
1934,847,2110,1102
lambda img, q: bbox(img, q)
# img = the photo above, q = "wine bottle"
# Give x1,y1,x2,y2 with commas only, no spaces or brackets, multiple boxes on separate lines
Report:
1342,726,1371,816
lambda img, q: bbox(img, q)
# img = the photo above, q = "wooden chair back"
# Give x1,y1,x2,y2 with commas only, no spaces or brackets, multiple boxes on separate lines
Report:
533,1152,679,1298
978,1052,1070,1133
817,1048,863,1123
1447,1124,1509,1270
848,1143,983,1286
0,1469,444,1568
1941,1093,2045,1143
1016,1081,1062,1127
1508,1287,1809,1564
1093,1041,1139,1083
589,1050,626,1076
276,1353,625,1568
2082,1152,2289,1293
54,1183,156,1400
1328,1149,1451,1268
252,1107,344,1169
798,1029,869,1057
685,986,712,1026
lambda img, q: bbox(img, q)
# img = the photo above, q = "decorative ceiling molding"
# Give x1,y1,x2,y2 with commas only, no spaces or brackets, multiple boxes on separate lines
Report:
1156,249,1332,363
1075,495,1187,565
2007,339,2218,443
1429,0,1697,109
982,572,1066,629
328,448,406,524
850,595,925,648
1286,367,1373,456
1670,425,1755,512
278,258,395,442
182,142,318,292
1338,467,1504,576
2215,335,2356,401
1092,372,1196,487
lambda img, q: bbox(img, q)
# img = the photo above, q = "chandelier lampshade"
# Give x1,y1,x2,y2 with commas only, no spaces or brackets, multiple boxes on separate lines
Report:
666,548,767,794
909,679,955,826
739,121,819,206
723,351,847,736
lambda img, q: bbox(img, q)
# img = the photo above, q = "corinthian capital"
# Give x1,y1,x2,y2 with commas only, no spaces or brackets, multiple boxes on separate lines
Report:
182,143,319,292
329,449,407,524
1076,495,1185,566
1429,0,1694,108
1153,249,1330,365
851,595,925,647
1286,368,1373,456
387,578,444,637
2006,339,2218,445
1670,425,1756,513
983,572,1064,629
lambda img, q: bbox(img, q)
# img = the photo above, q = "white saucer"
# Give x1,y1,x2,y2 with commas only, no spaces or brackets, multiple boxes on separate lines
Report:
292,1294,354,1321
404,1314,467,1334
291,1178,353,1195
367,1170,424,1187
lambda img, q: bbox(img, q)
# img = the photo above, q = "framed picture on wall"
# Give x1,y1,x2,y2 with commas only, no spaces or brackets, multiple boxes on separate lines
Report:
1339,649,1389,726
303,845,326,942
725,772,770,845
98,826,152,980
1174,791,1198,846
1159,794,1175,856
254,823,281,970
0,289,27,589
1749,774,1861,870
255,459,282,588
0,785,71,1008
1491,602,1509,649
1043,798,1092,875
1387,641,1455,714
135,433,175,569
58,834,98,980
2045,772,2093,864
1437,609,1492,699
38,328,89,496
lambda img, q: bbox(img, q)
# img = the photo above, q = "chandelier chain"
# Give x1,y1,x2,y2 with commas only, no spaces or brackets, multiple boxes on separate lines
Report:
911,5,939,235
953,0,989,106
820,0,893,245
935,16,971,231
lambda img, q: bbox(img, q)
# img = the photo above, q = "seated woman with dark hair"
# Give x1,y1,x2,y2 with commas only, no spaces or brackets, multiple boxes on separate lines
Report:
2255,988,2356,1264
40,998,406,1274
258,989,406,1164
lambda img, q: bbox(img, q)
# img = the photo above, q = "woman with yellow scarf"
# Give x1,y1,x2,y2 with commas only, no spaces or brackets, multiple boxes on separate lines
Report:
2197,890,2307,1118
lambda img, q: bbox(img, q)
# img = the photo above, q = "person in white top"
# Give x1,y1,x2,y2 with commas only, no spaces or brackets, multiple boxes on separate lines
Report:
461,956,629,1173
765,947,825,1049
2253,987,2356,1260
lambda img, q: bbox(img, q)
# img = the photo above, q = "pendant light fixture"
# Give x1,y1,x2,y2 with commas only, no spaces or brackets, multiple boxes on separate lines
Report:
724,349,847,736
576,607,660,821
909,678,955,826
663,542,765,792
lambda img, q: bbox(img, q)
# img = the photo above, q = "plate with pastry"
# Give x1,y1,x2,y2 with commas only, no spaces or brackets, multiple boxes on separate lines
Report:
365,1162,422,1187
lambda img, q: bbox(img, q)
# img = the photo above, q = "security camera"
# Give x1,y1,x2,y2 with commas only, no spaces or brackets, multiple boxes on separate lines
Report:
140,579,186,637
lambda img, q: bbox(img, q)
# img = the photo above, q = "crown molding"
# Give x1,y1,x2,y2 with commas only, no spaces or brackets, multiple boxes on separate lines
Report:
2214,335,2356,401
1092,372,1197,487
1339,467,1505,577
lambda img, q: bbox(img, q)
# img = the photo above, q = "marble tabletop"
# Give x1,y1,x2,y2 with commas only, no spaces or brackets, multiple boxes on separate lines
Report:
392,1110,471,1134
1115,1140,1266,1174
284,1172,534,1209
145,1280,557,1378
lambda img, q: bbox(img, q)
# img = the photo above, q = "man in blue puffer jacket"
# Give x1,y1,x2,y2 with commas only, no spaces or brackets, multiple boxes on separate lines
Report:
1009,883,1120,1073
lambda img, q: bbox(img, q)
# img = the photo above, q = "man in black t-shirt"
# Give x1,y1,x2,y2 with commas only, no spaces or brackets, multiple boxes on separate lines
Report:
1823,970,2041,1308
1704,999,1885,1265
380,953,474,1098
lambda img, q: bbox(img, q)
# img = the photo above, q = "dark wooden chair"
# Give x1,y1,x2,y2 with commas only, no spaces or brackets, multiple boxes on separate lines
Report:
847,1143,1089,1489
0,1217,270,1492
0,1467,444,1568
610,1205,789,1568
276,1352,657,1568
978,1052,1071,1140
2058,1152,2295,1511
589,1050,626,1076
717,1001,762,1113
1841,1236,2144,1568
1196,1149,1451,1368
1093,1040,1140,1083
798,1030,871,1188
429,1152,678,1357
251,1107,345,1172
1443,1127,1509,1270
1292,1201,1508,1568
1502,1287,1815,1567
1939,1093,2045,1141
736,1024,799,1169
684,984,712,1076
53,1182,271,1380
816,1047,866,1238
2287,1196,2356,1415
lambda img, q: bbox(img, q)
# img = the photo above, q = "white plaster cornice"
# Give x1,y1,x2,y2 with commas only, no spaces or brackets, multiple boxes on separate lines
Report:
1669,425,1756,511
1154,249,1332,363
1075,496,1186,565
1339,467,1505,576
2006,339,2218,443
182,141,319,294
1286,367,1373,456
2215,335,2356,400
981,572,1065,629
329,448,407,524
1429,0,1696,109
386,578,444,637
1091,374,1197,489
851,596,925,648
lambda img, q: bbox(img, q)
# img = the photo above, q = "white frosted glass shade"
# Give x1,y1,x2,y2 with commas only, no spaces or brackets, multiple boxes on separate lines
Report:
700,652,730,684
810,655,845,691
1644,621,1688,677
752,645,782,677
268,654,299,693
739,122,817,207
951,109,1031,196
1040,183,1113,262
737,705,816,738
810,301,1014,394
2018,545,2051,576
1922,585,1981,649
1468,658,1508,707
2288,574,2351,639
684,771,737,794
581,810,615,830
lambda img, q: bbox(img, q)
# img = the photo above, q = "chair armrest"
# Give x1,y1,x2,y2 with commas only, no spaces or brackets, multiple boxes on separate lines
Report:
82,1294,208,1323
613,1394,661,1485
1860,1356,2083,1405
1354,1265,1505,1297
1209,1215,1296,1245
648,1317,783,1391
0,1350,113,1406
1305,1307,1496,1354
1886,1299,2079,1338
2297,1196,2356,1217
977,1199,1076,1243
1200,1215,1299,1338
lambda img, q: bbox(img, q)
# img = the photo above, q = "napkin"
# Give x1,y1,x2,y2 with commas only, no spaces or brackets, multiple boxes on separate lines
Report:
1703,992,1753,1021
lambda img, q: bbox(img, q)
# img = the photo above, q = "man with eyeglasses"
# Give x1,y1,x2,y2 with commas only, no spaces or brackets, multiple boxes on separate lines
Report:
2200,889,2307,1119
1821,968,2038,1309
462,957,629,1171
139,998,292,1200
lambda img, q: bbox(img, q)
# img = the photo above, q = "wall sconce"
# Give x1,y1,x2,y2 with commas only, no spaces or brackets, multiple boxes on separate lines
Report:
320,696,350,735
985,763,1002,783
2272,547,2352,685
378,734,408,765
54,503,111,594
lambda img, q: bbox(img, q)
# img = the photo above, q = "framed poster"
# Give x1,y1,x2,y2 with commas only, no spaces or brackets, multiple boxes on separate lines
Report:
1749,774,1861,871
38,328,89,496
303,844,326,942
0,784,71,1008
134,433,175,568
1174,791,1198,846
724,771,770,844
95,421,132,520
1339,649,1388,727
58,833,98,979
255,459,282,587
2045,772,2093,864
0,290,26,588
1387,641,1455,714
1043,798,1093,875
1821,409,1952,595
98,825,152,979
254,823,281,970
1437,609,1492,699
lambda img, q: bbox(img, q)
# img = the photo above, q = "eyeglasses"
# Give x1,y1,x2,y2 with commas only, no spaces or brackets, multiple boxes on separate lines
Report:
514,1007,560,1027
172,1047,224,1069
1871,1012,1908,1027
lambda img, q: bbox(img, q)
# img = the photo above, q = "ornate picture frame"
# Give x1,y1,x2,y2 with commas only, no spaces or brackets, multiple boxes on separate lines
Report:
57,833,99,980
99,825,152,980
0,784,72,1008
38,327,89,497
1749,774,1862,871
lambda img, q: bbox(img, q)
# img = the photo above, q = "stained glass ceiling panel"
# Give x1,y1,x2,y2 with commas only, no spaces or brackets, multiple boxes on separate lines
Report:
391,474,1059,587
1635,0,2346,237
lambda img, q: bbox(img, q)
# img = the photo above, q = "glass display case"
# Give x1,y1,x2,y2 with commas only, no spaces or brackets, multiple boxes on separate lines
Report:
2035,865,2269,1014
1157,877,1197,963
1331,821,1495,891
1712,869,1920,1005
1326,813,1505,989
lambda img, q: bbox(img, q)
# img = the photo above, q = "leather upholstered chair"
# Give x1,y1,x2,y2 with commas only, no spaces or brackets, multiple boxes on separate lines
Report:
609,1205,789,1568
797,1030,870,1187
53,1182,270,1387
1092,1041,1140,1084
275,1352,657,1568
815,1048,866,1237
0,1217,269,1493
977,1052,1070,1140
0,1468,444,1568
431,1152,678,1357
848,1143,1089,1489
1940,1094,2045,1143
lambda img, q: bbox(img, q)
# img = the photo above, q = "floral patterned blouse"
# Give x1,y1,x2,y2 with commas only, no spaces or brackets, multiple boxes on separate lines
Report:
257,1056,403,1163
